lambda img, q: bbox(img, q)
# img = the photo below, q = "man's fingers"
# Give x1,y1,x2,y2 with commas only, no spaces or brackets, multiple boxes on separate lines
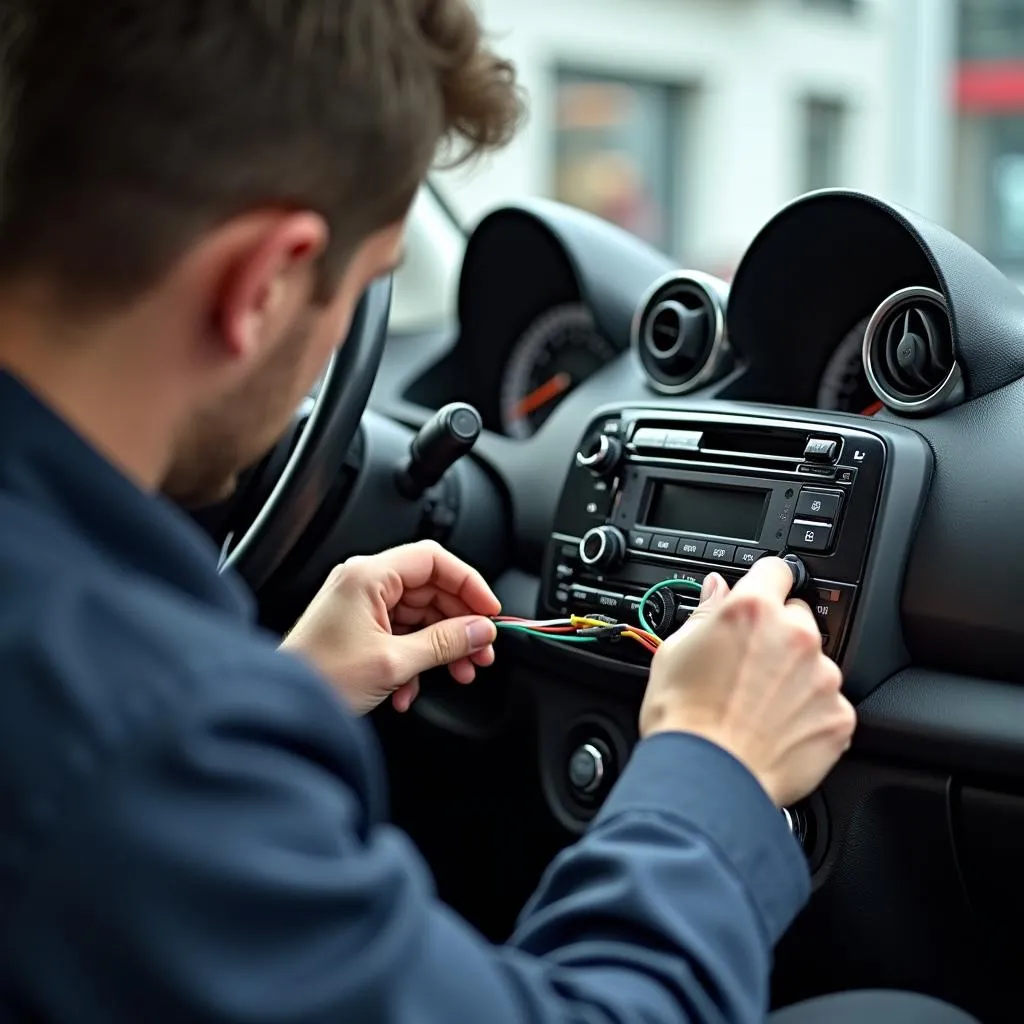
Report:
446,642,495,685
368,542,501,616
394,615,497,677
395,588,475,621
471,645,496,668
449,658,477,685
784,597,820,637
729,556,796,604
392,678,420,713
671,572,730,639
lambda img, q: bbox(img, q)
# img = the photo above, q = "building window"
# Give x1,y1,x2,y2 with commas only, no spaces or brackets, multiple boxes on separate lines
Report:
553,71,683,254
955,113,1024,274
960,0,1024,61
801,97,847,193
802,0,859,11
987,115,1024,265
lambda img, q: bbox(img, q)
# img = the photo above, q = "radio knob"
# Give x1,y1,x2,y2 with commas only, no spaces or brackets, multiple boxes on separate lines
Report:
644,590,677,637
575,434,623,477
579,526,626,570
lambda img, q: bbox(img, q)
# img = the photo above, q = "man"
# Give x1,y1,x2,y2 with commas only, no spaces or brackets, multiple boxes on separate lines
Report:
0,2,979,1022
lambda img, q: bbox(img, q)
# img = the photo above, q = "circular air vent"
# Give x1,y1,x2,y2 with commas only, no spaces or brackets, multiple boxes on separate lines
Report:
631,271,729,395
862,286,963,416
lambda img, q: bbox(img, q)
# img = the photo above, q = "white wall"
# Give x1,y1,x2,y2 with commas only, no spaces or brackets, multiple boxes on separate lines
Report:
435,0,954,273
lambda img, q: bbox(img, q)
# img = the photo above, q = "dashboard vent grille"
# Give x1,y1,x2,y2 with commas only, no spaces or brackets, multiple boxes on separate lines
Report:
863,286,963,416
631,272,730,395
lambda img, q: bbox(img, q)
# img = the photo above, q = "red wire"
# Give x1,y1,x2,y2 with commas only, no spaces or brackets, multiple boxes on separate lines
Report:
495,615,660,654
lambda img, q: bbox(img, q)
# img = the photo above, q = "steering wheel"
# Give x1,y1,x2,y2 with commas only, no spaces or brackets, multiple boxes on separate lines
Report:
220,276,393,591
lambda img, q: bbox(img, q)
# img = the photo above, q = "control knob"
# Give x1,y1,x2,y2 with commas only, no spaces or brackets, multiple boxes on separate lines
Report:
782,553,814,601
579,525,626,571
568,739,613,796
396,402,482,500
575,434,623,477
643,590,678,637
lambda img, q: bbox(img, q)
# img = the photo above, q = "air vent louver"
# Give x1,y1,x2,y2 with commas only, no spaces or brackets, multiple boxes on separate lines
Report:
631,272,730,395
863,286,963,416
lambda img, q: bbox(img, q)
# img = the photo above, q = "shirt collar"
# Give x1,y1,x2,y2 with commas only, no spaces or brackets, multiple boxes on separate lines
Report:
0,370,253,617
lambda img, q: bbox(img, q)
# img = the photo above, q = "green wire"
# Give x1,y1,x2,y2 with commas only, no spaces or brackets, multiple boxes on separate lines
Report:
499,576,705,646
638,578,703,634
495,623,597,644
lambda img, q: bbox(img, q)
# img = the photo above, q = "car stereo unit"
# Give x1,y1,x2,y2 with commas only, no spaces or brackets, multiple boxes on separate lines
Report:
540,407,887,663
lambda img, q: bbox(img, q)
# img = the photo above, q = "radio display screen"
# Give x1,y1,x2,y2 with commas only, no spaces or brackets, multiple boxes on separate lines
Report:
644,481,768,541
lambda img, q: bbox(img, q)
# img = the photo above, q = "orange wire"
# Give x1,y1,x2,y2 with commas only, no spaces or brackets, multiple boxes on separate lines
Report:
494,615,662,653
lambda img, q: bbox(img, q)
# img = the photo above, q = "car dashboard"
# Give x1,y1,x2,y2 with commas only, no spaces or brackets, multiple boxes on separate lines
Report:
354,188,1024,1022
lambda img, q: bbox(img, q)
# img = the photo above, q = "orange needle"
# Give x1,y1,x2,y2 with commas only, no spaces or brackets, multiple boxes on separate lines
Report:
861,400,883,416
512,371,572,419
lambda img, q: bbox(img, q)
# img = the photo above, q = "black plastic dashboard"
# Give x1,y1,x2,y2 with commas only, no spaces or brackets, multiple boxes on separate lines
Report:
362,188,1024,1020
375,190,1024,684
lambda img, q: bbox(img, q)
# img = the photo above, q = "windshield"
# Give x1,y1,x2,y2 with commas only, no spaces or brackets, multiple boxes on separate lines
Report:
432,0,1023,285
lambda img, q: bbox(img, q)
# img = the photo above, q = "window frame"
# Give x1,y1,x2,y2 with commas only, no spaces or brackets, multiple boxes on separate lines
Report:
549,65,688,257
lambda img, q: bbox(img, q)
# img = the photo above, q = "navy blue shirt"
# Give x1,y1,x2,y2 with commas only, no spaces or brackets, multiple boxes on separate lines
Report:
0,370,809,1022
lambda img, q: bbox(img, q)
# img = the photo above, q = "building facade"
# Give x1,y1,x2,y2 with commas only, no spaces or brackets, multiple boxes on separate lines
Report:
437,0,956,277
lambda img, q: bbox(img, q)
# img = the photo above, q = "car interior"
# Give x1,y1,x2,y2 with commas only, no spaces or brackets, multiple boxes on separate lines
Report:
202,186,1024,1023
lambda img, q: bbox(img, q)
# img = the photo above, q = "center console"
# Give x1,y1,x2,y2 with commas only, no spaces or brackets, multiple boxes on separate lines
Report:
541,407,887,661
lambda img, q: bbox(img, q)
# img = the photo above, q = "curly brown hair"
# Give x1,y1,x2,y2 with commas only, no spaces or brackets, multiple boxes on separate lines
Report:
0,0,523,306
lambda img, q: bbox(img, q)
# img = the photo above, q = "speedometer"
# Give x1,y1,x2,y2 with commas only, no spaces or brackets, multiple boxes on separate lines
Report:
816,318,883,415
500,304,616,439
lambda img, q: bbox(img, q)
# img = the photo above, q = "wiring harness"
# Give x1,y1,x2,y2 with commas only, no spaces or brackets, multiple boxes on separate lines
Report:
495,577,704,657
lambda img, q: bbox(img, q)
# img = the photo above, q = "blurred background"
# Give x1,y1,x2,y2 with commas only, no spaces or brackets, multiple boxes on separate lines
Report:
431,0,1024,286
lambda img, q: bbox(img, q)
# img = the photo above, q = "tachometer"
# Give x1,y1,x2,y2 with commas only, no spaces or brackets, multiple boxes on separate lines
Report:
500,304,616,439
816,318,883,415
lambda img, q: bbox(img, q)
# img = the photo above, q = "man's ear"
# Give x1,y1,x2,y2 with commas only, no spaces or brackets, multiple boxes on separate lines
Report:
216,211,330,362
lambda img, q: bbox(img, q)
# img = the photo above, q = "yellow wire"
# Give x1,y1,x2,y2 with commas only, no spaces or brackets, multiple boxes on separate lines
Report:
570,615,612,628
622,630,660,650
569,614,663,649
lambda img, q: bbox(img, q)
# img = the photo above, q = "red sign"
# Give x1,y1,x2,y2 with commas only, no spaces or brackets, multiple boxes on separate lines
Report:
957,61,1024,111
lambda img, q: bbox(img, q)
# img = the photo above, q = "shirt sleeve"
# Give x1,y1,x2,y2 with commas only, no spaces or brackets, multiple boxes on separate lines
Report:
4,657,810,1024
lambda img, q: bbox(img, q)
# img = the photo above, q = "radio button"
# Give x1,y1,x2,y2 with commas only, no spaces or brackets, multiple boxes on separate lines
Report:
676,538,706,558
734,547,766,567
795,489,842,520
804,438,838,463
628,529,653,552
583,498,612,519
812,586,850,631
797,464,835,478
788,521,832,552
633,428,667,449
663,429,702,451
705,542,737,564
592,590,624,614
651,534,679,555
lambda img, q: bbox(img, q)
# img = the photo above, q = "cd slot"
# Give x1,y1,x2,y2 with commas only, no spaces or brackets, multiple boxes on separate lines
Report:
631,423,815,461
630,422,826,474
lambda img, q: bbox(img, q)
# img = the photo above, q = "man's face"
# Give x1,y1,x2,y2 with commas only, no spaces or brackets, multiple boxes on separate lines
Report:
162,221,405,508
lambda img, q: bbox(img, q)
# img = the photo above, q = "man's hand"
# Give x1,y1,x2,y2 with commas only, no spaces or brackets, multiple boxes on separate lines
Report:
640,558,856,808
280,541,500,715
